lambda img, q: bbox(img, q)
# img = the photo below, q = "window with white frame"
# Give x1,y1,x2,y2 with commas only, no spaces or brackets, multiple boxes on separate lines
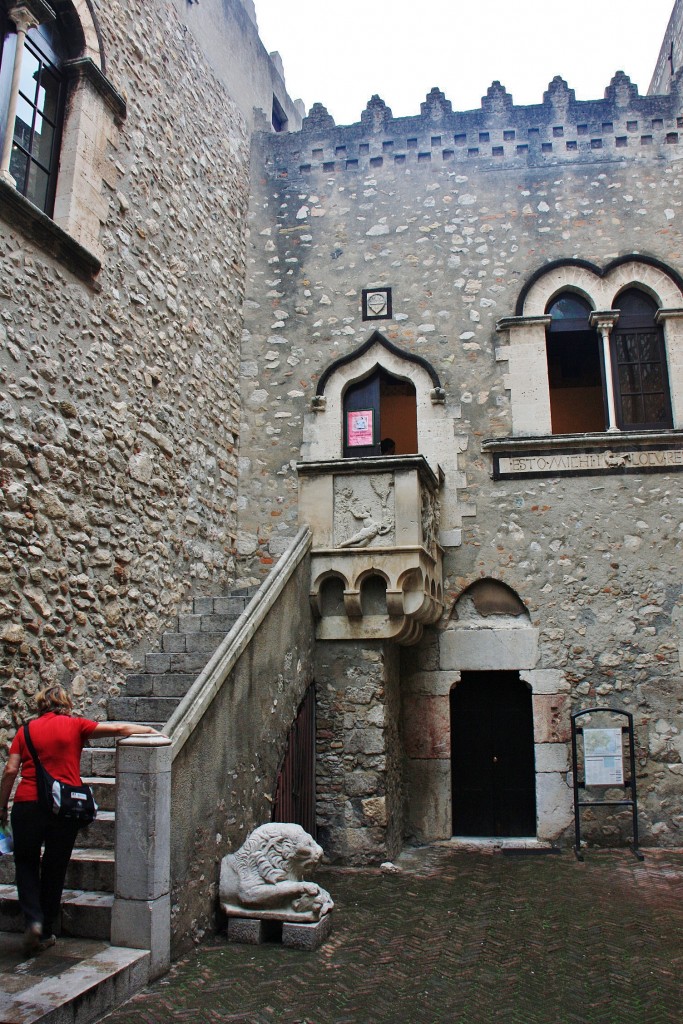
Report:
497,259,683,437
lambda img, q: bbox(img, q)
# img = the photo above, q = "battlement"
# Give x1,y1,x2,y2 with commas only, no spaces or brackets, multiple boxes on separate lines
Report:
258,74,683,178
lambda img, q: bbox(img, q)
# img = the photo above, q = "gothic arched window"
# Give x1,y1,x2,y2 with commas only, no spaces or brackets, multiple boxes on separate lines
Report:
611,289,672,430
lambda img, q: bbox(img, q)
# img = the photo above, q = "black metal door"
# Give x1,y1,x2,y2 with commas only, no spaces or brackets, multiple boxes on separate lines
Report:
272,683,317,837
450,671,536,837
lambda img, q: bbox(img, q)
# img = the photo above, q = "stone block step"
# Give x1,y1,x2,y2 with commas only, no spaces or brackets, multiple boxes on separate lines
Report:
192,592,255,616
79,811,115,850
84,776,116,812
176,612,240,633
0,885,113,940
144,651,211,674
124,673,196,698
159,631,229,655
0,846,114,891
107,696,180,723
0,932,150,1024
80,748,116,777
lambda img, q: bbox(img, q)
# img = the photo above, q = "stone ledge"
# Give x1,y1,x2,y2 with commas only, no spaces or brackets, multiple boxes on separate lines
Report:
0,178,101,285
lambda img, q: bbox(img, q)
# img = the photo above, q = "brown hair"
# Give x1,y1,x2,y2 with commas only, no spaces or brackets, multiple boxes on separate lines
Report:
35,685,74,716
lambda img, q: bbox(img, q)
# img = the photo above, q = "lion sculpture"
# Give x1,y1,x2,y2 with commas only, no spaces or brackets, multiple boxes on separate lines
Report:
219,823,334,922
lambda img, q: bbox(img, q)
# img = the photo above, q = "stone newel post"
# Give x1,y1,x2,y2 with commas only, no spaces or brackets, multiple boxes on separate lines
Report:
111,735,172,979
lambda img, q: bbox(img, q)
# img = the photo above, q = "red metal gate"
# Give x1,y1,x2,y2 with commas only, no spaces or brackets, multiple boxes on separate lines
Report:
272,683,317,837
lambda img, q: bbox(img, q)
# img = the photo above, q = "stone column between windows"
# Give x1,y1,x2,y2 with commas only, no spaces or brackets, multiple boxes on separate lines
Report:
0,1,54,186
590,310,620,433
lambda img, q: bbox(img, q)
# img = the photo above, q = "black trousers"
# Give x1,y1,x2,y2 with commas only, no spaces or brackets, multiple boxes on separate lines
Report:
11,801,80,936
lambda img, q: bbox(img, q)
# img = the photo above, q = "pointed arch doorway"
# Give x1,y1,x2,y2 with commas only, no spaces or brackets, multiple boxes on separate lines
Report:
450,671,536,837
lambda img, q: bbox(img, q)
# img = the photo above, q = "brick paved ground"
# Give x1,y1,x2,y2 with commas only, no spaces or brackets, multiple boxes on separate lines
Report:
101,846,683,1024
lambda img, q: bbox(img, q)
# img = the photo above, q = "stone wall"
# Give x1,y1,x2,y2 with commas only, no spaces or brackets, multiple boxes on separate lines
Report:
238,75,683,847
169,550,315,953
0,0,252,743
315,639,402,863
650,0,683,94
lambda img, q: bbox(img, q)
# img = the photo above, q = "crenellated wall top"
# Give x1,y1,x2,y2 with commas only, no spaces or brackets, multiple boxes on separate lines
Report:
256,72,683,177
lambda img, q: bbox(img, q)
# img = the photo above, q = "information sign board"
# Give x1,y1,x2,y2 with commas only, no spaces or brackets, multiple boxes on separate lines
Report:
584,728,624,786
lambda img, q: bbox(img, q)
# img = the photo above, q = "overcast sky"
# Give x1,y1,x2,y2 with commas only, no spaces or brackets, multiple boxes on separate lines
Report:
254,0,676,126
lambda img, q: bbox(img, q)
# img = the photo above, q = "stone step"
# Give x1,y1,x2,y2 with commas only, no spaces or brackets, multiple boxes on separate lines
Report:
84,776,116,812
0,885,113,940
79,811,115,850
0,848,117,892
66,848,115,893
176,612,241,633
80,747,116,777
124,673,196,698
144,651,212,674
191,592,256,616
160,631,230,654
0,931,150,1024
107,696,181,723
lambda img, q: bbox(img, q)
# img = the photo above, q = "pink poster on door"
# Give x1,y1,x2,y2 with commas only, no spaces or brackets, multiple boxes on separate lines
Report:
347,410,374,446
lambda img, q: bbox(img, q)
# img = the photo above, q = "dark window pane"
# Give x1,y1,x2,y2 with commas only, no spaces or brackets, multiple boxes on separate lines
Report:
643,394,667,421
616,288,658,320
640,363,664,390
38,70,60,122
26,161,49,210
637,333,660,361
33,113,54,168
620,395,642,423
9,145,28,189
14,95,34,145
618,363,640,393
547,294,592,321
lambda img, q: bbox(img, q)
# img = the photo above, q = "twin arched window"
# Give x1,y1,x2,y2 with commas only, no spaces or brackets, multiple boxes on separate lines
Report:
546,288,672,433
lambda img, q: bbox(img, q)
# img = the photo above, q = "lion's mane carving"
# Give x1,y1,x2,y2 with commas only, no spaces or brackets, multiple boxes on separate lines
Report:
219,823,334,922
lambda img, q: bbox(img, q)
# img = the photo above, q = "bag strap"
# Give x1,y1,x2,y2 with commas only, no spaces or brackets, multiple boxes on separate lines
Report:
22,721,43,772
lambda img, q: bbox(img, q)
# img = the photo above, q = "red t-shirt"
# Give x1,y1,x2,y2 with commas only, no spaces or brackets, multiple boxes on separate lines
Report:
9,712,98,802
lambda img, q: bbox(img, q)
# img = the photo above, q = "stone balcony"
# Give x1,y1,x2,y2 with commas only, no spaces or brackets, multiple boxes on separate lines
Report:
297,456,444,646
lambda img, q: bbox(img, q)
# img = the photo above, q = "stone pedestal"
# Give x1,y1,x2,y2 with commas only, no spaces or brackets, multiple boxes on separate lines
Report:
111,735,172,979
282,915,333,950
226,914,332,950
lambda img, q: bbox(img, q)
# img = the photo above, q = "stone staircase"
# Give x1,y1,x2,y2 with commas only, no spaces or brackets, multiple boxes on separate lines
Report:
0,585,257,1022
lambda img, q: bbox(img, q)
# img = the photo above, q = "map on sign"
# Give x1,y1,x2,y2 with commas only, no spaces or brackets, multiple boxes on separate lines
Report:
584,728,624,786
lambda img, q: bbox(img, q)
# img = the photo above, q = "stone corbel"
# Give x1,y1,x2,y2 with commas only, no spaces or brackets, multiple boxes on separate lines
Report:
343,589,363,618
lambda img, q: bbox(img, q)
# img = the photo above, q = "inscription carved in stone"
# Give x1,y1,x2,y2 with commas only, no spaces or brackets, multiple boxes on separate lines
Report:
497,446,683,477
334,474,395,547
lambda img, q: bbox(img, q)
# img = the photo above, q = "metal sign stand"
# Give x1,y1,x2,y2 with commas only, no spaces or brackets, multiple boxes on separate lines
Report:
571,706,643,862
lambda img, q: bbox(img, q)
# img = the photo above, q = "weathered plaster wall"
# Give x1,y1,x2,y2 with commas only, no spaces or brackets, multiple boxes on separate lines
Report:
0,0,251,743
170,552,315,953
173,0,302,132
239,78,683,847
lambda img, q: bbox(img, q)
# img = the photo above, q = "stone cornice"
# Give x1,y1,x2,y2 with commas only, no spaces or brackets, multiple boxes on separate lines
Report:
63,58,127,123
481,430,683,453
496,315,551,332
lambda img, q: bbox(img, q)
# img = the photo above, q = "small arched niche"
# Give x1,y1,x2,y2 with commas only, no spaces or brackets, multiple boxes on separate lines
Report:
450,579,530,625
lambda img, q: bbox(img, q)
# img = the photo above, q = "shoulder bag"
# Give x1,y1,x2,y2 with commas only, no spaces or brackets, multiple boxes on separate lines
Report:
23,720,97,828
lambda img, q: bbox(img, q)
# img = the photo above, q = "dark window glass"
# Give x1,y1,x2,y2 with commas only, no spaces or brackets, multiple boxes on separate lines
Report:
546,292,606,433
611,289,672,430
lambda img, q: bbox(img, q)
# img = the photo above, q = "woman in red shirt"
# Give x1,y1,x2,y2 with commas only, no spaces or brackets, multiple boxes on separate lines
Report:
0,685,160,955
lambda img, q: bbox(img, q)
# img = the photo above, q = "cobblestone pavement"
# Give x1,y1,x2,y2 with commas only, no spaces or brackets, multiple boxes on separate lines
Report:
101,846,683,1024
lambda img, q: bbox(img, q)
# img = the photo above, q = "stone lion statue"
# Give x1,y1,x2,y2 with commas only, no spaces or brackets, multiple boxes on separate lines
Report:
219,823,334,922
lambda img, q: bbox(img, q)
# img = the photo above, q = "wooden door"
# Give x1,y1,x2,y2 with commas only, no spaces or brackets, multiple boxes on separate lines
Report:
450,671,536,837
